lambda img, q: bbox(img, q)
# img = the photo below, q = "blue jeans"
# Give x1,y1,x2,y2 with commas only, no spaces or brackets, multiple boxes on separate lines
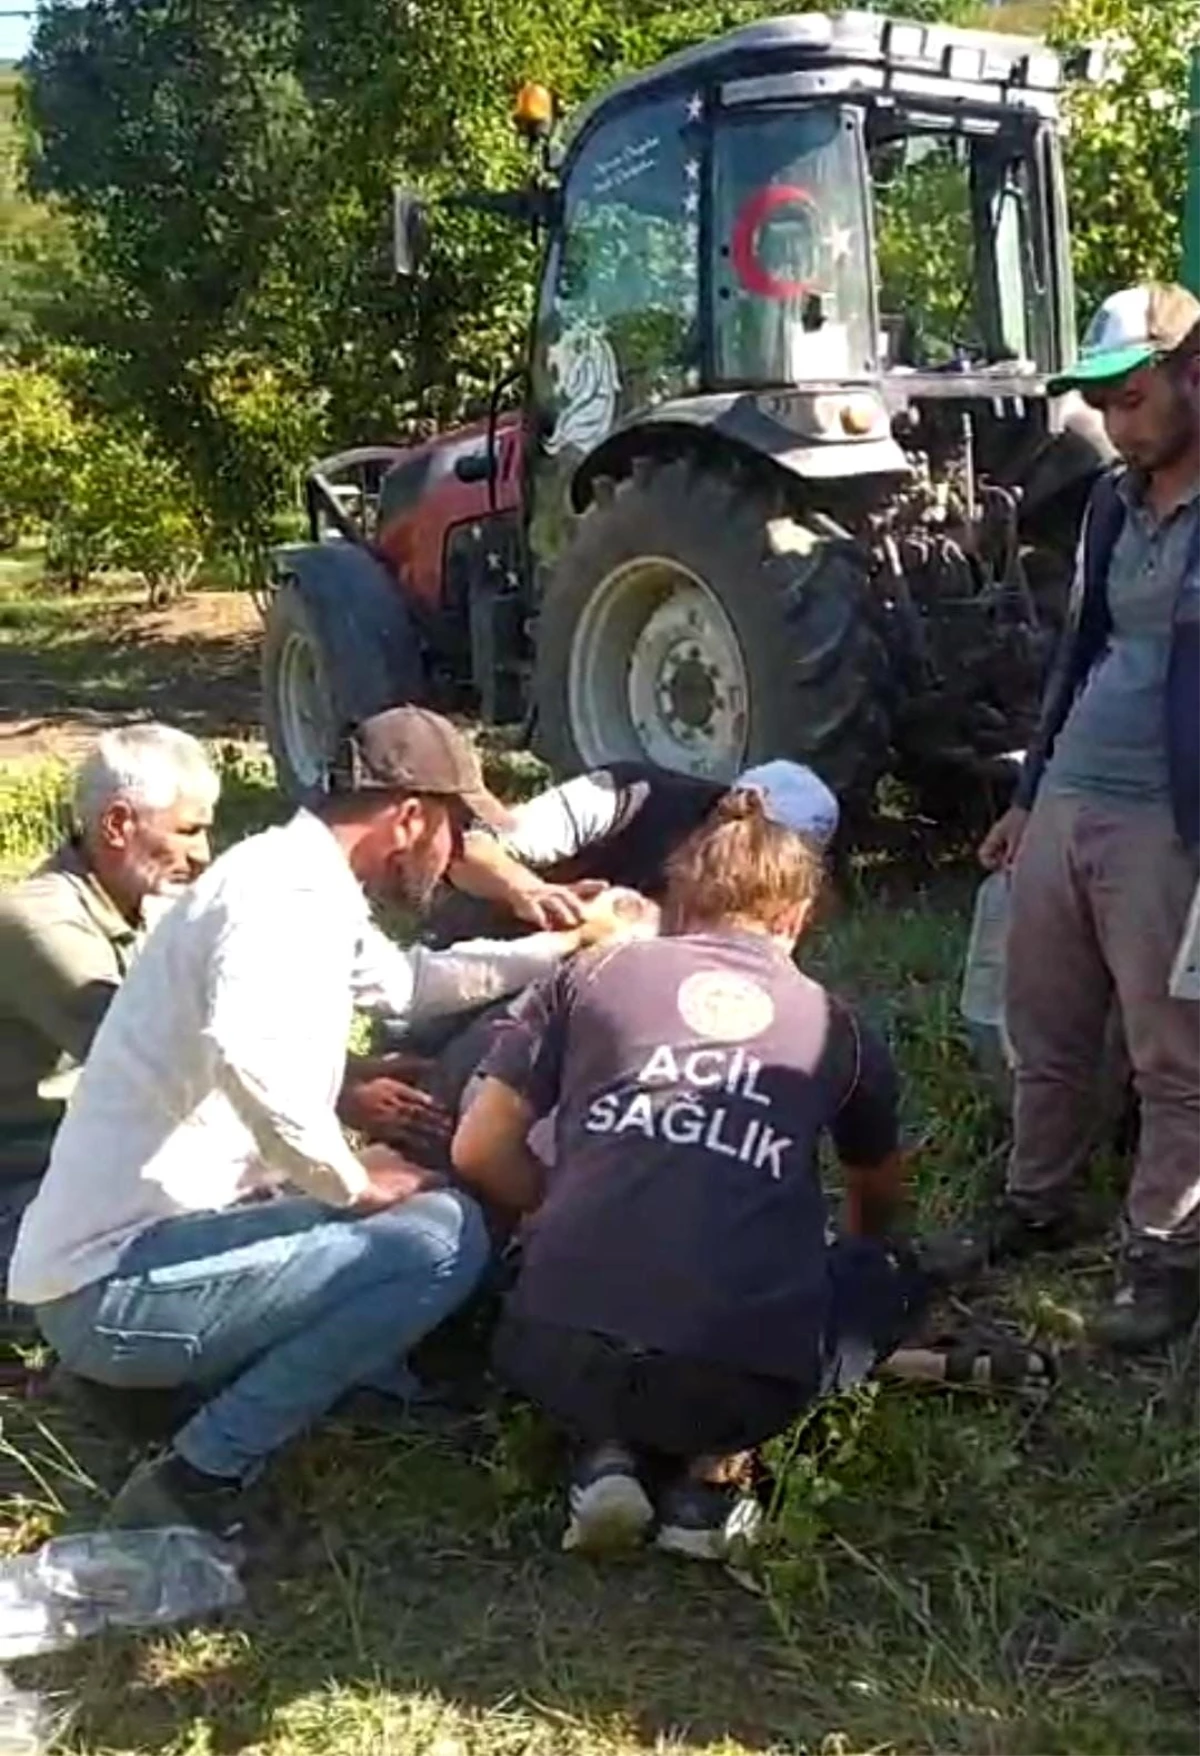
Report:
36,1190,489,1481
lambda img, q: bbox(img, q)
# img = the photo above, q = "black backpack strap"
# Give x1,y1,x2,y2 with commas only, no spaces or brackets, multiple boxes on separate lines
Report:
1075,467,1126,649
1013,468,1127,811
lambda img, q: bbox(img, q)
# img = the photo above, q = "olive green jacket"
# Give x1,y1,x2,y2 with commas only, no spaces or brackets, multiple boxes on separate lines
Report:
0,842,142,1181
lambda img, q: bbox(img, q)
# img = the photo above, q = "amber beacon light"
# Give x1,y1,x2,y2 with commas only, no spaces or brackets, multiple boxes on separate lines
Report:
514,81,555,141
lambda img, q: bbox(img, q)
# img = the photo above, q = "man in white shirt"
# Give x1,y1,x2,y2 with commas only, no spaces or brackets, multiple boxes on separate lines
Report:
8,706,610,1535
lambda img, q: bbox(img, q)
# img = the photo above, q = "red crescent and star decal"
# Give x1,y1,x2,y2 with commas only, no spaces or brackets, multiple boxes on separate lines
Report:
730,184,822,301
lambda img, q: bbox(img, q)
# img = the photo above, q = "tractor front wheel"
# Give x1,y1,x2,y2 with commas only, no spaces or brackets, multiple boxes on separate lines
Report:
533,457,891,803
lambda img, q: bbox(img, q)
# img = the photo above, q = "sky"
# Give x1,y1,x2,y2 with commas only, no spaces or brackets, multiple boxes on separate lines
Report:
0,11,33,64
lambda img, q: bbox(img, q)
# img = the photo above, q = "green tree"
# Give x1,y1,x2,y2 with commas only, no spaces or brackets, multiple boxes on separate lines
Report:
1049,0,1199,312
44,418,208,599
20,0,982,566
0,362,78,543
25,0,325,575
0,68,75,352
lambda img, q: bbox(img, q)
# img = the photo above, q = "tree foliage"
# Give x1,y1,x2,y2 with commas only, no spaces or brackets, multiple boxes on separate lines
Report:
1049,0,1199,312
0,362,76,540
0,359,205,596
11,0,1192,570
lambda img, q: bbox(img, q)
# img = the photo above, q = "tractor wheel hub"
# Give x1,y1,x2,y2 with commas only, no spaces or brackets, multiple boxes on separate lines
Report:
568,559,750,780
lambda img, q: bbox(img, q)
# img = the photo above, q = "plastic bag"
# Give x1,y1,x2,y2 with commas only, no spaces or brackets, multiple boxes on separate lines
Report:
960,871,1016,1078
0,1671,53,1756
0,1527,244,1661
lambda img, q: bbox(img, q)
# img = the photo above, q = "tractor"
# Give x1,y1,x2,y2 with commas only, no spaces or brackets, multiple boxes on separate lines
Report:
262,9,1118,816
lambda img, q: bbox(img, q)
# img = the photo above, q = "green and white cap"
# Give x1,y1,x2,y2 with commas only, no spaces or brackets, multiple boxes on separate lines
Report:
1048,282,1200,395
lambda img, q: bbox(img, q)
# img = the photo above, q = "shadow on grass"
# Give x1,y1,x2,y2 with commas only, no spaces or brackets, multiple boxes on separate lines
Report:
7,1335,1196,1756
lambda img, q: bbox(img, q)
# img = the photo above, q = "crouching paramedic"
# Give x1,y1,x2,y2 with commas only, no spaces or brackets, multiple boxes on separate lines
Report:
452,784,924,1562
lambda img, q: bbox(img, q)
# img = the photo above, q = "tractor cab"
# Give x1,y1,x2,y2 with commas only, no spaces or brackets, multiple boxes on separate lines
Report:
529,13,1077,512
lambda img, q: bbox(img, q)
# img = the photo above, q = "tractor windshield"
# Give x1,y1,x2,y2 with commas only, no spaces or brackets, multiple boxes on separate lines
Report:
712,106,874,384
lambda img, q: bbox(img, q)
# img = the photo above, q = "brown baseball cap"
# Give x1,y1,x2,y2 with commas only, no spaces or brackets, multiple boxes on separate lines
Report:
334,705,513,830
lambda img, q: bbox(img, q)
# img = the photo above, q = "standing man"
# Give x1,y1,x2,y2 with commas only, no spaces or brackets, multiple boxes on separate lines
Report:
979,284,1200,1349
0,725,219,1265
8,707,619,1533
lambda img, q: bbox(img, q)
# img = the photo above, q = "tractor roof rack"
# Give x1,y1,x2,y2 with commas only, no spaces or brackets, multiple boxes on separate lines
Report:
565,10,1094,147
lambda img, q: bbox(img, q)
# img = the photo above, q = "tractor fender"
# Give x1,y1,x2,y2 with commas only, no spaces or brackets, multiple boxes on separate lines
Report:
570,391,909,511
271,542,427,723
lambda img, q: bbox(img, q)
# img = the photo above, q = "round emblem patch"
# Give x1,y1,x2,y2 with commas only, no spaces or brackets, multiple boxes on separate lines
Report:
676,970,775,1042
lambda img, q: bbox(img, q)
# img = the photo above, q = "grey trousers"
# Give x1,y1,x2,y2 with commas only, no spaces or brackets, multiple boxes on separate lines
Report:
1005,794,1200,1253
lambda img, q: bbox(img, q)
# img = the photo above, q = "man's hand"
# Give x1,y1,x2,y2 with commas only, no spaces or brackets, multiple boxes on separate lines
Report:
510,882,593,931
978,806,1029,873
338,1058,453,1155
352,1142,444,1211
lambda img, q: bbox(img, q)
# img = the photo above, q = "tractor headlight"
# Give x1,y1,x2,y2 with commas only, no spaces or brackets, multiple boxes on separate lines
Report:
839,393,886,437
763,391,887,441
811,395,845,437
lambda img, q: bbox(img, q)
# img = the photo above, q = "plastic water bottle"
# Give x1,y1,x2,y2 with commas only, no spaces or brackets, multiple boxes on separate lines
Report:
960,873,1016,1078
0,1528,243,1661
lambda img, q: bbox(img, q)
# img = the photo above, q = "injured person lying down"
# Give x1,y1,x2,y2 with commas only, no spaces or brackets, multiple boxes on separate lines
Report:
451,783,927,1564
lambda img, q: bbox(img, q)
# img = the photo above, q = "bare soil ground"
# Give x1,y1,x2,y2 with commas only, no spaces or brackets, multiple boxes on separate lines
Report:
0,585,264,767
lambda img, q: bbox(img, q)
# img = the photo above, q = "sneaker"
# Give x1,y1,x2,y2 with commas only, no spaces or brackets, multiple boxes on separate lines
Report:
107,1450,246,1540
1090,1259,1200,1353
655,1479,764,1564
561,1443,654,1555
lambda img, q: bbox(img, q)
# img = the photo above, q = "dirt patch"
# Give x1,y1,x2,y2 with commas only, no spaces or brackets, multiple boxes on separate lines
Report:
0,589,265,766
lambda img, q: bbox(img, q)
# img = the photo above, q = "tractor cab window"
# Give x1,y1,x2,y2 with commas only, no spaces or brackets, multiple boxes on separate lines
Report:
870,121,1052,372
534,96,700,453
712,106,874,385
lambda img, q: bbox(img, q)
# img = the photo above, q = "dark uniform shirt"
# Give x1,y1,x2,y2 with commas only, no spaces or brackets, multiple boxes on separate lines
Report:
481,927,898,1385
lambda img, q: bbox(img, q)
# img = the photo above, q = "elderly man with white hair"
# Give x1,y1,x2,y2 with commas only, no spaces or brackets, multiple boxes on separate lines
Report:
0,724,219,1261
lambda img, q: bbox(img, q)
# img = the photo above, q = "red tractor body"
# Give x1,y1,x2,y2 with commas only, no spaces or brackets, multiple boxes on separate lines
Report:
371,415,525,613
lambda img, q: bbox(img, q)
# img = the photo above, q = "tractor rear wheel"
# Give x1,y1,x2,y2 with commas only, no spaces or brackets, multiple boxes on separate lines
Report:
532,457,890,802
263,546,425,799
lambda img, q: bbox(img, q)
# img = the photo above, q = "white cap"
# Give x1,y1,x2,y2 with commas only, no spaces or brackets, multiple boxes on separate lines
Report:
735,760,840,848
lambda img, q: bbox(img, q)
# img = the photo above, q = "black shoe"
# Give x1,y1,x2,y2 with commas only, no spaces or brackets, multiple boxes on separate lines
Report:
107,1450,246,1539
1090,1259,1200,1353
654,1479,763,1564
979,1199,1080,1265
50,1366,202,1446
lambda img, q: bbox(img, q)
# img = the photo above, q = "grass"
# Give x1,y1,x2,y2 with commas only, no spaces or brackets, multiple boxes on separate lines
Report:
0,601,1196,1753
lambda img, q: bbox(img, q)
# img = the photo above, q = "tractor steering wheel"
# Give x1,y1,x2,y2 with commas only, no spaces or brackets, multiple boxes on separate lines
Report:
730,183,823,301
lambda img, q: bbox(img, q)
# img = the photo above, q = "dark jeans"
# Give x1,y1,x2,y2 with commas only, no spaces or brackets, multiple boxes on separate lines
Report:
0,1175,40,1288
494,1236,927,1460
